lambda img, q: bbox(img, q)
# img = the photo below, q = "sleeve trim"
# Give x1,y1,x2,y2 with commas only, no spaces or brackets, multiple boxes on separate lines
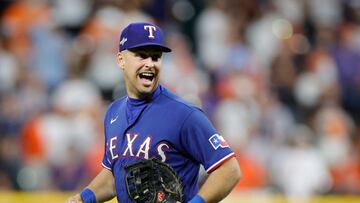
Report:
206,152,236,174
102,162,112,171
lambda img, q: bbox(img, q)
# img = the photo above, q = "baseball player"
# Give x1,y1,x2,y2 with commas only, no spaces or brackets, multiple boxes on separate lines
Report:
67,22,241,203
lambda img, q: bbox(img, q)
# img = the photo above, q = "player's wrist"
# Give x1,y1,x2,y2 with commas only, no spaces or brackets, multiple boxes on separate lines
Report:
80,188,96,203
188,194,206,203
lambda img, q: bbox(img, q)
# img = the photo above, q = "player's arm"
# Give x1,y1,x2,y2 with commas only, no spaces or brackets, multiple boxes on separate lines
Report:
66,168,116,203
193,157,241,203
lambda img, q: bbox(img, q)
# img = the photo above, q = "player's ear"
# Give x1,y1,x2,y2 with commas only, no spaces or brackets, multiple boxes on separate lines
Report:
117,52,125,70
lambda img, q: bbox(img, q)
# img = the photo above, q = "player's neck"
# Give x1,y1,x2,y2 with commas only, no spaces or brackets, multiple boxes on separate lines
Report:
127,85,162,101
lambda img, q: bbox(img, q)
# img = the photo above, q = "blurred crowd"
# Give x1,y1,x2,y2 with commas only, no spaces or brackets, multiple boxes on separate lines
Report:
0,0,360,199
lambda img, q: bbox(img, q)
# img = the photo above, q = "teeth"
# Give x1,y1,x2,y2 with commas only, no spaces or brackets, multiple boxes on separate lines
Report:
141,73,154,76
139,72,155,81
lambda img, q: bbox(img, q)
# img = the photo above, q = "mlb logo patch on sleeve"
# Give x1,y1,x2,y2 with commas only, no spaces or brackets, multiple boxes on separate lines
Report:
209,134,229,150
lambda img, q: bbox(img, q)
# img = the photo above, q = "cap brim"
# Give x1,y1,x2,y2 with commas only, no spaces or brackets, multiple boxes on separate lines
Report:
127,42,171,52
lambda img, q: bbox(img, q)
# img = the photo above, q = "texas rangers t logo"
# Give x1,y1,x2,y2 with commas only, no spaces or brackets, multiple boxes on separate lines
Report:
144,25,156,39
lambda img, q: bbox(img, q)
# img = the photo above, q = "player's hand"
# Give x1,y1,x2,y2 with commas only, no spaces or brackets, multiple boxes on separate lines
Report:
66,193,83,203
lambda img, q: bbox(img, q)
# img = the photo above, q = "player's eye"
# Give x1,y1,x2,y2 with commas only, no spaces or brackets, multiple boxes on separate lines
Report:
136,53,148,59
151,53,162,61
133,50,162,61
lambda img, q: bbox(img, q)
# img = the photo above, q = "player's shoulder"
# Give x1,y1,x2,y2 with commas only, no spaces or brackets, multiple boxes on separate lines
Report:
108,96,127,109
104,96,127,119
159,87,201,112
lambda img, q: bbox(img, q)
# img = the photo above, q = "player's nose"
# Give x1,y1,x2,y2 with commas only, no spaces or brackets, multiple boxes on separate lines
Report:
144,57,155,68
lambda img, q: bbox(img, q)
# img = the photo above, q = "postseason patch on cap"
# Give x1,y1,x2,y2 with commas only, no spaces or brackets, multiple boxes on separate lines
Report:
209,134,229,150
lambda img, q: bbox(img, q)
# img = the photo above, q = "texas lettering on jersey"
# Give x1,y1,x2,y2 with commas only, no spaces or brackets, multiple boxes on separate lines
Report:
107,133,170,162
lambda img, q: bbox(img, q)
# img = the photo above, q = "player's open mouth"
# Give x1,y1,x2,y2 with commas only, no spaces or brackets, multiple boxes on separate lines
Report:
139,72,155,83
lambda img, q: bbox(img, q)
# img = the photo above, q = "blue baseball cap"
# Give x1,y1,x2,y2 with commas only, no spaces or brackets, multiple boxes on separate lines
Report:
119,22,171,52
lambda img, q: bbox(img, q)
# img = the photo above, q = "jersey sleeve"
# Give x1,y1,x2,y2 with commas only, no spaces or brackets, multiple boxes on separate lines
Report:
101,105,113,171
180,109,235,173
101,142,112,171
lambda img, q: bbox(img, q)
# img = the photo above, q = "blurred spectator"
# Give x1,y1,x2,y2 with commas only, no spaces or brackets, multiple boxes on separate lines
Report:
1,0,52,63
233,151,267,192
331,22,360,123
0,35,19,94
269,48,297,113
19,79,104,190
213,73,261,149
270,125,332,198
314,83,354,167
330,131,360,194
0,92,24,190
245,2,282,71
52,0,93,34
195,0,230,71
29,25,69,91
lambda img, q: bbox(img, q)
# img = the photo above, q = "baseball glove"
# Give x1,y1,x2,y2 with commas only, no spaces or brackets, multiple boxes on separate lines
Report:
125,158,183,203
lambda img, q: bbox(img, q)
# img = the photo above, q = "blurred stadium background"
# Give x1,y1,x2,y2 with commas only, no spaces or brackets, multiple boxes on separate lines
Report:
0,0,360,202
